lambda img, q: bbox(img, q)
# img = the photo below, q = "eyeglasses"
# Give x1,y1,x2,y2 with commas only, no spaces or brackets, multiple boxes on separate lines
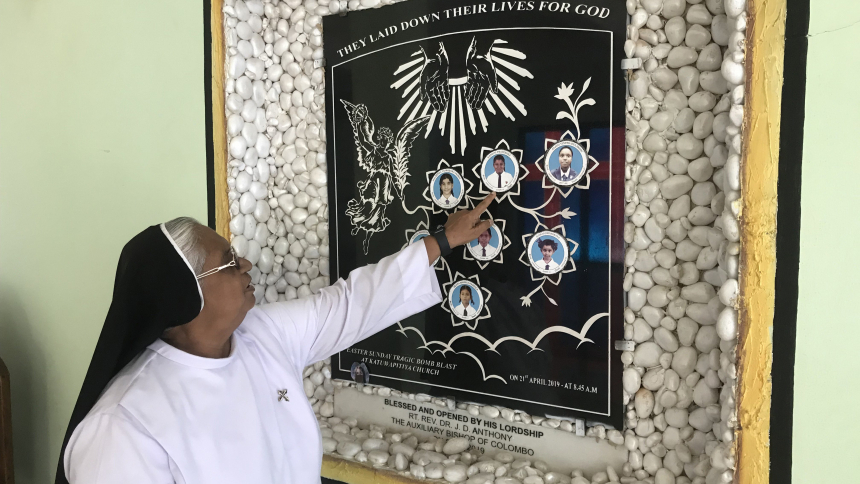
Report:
196,247,239,280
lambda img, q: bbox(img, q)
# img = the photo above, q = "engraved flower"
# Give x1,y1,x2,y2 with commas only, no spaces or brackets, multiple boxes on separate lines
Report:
555,79,595,140
554,82,575,101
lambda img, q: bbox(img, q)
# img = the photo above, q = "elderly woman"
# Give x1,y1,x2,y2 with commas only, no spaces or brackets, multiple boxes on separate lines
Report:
56,194,495,483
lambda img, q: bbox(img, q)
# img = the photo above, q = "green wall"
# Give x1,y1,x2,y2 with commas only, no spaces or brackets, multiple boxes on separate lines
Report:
793,1,860,481
0,1,206,481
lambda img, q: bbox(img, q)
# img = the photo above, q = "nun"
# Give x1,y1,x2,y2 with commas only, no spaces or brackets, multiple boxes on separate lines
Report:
57,193,495,483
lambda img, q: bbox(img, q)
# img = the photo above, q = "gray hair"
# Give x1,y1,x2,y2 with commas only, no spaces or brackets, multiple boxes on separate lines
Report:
164,217,206,274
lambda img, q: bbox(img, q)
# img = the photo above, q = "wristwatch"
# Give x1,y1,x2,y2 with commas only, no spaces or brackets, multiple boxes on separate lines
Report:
431,226,452,257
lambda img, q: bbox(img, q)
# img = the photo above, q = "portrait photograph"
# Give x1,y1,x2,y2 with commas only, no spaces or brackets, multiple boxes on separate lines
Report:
468,224,502,261
350,361,370,383
448,281,483,321
481,150,519,192
430,169,464,209
544,141,587,186
528,231,569,275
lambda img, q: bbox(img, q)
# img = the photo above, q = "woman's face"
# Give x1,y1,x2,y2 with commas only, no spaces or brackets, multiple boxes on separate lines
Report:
441,178,453,196
459,287,472,306
559,148,572,171
541,245,555,262
197,227,256,325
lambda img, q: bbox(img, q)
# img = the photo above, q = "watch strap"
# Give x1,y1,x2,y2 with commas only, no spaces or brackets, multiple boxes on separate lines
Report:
431,227,452,257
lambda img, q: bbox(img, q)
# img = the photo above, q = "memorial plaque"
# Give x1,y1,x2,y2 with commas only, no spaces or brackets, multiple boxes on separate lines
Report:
324,0,626,426
334,387,627,474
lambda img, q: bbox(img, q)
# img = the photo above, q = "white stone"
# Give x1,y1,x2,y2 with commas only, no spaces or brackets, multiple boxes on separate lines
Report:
678,66,700,96
716,307,739,341
309,167,327,187
667,47,697,68
692,379,718,406
633,342,662,367
671,347,698,378
362,438,389,452
480,405,501,419
726,0,747,18
335,439,361,458
390,442,416,458
368,449,390,465
654,327,680,352
677,134,704,160
322,437,337,453
695,325,720,353
665,17,687,46
634,388,655,418
424,462,444,479
443,437,470,455
443,464,468,483
721,59,745,85
630,70,651,100
623,367,642,394
687,5,713,25
661,175,694,199
697,44,724,71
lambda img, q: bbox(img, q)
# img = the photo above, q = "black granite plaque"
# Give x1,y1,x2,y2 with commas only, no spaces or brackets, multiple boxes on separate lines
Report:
324,0,625,426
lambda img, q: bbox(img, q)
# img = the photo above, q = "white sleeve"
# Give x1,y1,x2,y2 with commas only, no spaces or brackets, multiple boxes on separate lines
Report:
65,408,175,484
257,238,442,368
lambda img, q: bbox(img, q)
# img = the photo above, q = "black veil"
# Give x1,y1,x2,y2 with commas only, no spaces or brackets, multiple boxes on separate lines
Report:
54,223,204,483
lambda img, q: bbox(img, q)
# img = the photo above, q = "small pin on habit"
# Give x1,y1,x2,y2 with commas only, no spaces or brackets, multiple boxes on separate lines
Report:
277,389,289,402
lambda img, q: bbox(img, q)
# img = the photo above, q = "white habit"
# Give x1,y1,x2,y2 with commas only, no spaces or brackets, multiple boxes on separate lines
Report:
64,240,442,484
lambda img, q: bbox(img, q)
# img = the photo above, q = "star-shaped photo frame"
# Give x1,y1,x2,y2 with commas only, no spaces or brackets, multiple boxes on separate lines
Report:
440,272,492,331
422,159,475,214
518,223,579,306
470,139,529,204
462,218,513,270
532,130,600,198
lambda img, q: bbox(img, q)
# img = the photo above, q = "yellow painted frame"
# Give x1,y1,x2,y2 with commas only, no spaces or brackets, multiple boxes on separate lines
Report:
208,0,787,482
736,0,785,483
211,0,231,239
321,455,428,483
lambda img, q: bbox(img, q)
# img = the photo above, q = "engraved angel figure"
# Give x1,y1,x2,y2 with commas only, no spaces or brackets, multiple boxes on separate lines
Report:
341,100,430,254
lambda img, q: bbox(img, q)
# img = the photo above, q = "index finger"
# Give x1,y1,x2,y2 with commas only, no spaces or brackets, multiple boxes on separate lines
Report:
467,218,494,241
472,192,496,218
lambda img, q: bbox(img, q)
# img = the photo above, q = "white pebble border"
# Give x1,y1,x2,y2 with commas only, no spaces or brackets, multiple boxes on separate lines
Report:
620,0,745,483
221,0,747,482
